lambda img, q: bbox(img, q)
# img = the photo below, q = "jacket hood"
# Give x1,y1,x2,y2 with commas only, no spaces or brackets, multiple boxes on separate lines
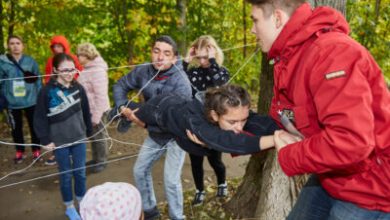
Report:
50,35,71,54
84,56,108,71
268,3,349,60
0,54,12,64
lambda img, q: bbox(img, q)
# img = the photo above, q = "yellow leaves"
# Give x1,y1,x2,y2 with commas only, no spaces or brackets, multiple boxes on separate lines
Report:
150,27,157,35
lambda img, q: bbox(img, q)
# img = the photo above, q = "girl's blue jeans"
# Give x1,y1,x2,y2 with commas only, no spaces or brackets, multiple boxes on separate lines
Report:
54,143,86,203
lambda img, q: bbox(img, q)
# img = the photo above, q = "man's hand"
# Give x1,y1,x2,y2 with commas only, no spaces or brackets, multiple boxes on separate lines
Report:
274,130,302,152
186,129,207,147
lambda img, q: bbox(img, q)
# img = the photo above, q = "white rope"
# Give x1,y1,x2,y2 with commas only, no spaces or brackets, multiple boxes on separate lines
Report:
0,42,257,82
228,48,260,83
0,144,168,189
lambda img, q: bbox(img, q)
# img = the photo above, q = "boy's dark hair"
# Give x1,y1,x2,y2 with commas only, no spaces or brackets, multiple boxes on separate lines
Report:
204,84,251,123
51,53,75,79
246,0,306,16
154,35,178,56
7,35,23,44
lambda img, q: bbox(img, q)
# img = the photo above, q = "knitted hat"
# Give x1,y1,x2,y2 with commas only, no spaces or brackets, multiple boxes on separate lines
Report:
80,182,142,220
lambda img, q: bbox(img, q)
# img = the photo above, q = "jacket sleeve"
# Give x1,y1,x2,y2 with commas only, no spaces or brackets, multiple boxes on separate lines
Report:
188,116,261,154
244,112,280,136
278,41,377,176
207,58,230,86
113,67,140,108
79,85,93,137
33,87,51,145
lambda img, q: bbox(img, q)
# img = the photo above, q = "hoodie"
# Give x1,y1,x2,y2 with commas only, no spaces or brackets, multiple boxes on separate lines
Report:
34,80,92,147
268,3,390,211
44,35,83,83
77,56,110,125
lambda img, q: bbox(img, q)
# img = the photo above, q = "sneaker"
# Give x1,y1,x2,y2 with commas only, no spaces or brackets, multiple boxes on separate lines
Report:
217,183,228,197
117,117,132,133
65,207,81,220
192,190,205,206
85,160,96,166
144,206,161,220
14,151,26,164
106,107,120,122
32,150,41,160
45,155,57,166
92,164,107,173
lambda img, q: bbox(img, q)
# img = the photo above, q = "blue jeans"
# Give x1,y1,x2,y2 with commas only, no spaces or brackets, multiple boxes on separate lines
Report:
288,175,390,220
54,143,86,203
133,136,185,220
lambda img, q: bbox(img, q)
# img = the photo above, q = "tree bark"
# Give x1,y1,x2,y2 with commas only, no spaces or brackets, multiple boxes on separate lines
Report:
0,0,4,54
242,0,247,58
176,0,187,56
8,0,15,36
226,1,346,219
309,0,347,15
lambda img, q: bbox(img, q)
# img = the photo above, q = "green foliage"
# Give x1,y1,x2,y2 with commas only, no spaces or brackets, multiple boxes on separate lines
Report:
0,0,388,95
347,0,390,80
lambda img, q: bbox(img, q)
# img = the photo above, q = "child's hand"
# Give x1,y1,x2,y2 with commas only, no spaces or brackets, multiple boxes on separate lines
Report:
120,106,135,121
43,142,56,151
185,47,196,63
186,129,206,147
207,45,216,59
274,130,302,152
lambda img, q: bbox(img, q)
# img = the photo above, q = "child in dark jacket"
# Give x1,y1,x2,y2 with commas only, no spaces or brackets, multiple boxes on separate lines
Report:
34,53,92,220
128,84,299,155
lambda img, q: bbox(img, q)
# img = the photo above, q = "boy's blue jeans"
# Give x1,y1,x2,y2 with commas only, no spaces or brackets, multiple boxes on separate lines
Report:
133,136,185,220
287,175,390,220
54,143,86,203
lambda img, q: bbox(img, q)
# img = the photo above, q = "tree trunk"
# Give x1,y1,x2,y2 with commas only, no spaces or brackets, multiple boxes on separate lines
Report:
226,1,346,219
0,0,4,54
309,0,347,14
8,0,15,36
176,0,187,56
242,0,247,58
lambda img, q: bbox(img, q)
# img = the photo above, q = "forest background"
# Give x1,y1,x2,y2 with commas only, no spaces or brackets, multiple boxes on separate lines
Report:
1,0,389,100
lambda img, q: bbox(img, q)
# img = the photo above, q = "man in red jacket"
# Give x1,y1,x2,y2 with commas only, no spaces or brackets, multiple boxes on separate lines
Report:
247,0,390,219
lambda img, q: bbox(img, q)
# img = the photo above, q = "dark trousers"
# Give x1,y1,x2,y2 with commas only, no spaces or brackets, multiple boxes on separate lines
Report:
8,106,40,152
189,150,226,191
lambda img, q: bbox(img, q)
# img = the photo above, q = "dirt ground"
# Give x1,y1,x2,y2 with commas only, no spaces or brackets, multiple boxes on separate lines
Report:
0,123,249,220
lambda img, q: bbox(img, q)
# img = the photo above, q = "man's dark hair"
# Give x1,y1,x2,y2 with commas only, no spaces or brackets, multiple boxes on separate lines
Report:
246,0,306,16
154,35,178,56
7,35,23,44
204,84,251,123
